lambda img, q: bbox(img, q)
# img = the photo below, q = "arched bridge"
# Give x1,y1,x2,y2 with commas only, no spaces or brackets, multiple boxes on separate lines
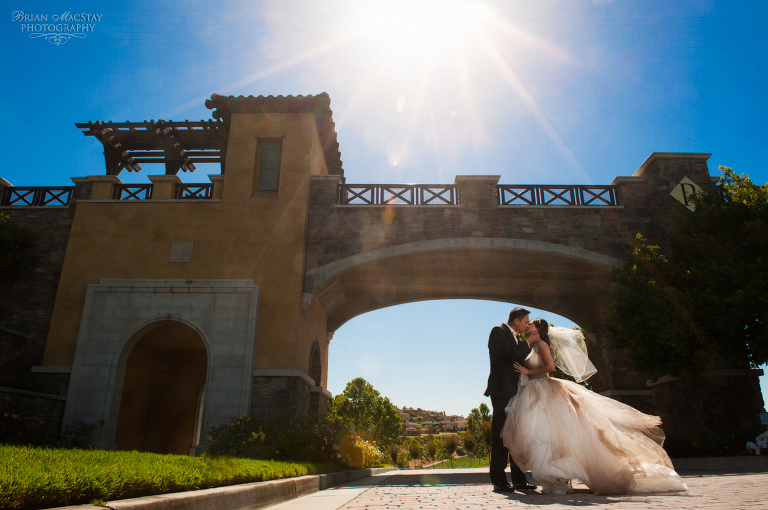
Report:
304,154,713,334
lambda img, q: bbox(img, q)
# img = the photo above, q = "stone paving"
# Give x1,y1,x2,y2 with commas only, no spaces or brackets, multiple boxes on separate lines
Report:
269,467,768,510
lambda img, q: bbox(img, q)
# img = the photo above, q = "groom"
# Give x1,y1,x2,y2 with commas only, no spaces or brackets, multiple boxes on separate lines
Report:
484,307,538,493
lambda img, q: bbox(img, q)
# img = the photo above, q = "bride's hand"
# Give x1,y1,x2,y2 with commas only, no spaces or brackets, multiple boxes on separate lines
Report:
514,362,529,375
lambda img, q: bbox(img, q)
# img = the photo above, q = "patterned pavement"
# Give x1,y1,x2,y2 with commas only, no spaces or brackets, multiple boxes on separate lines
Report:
267,467,768,510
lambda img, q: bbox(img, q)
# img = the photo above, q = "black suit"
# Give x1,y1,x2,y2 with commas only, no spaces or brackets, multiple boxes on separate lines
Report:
484,323,531,487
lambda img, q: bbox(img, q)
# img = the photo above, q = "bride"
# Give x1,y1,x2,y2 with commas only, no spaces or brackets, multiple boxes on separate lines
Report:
501,319,688,496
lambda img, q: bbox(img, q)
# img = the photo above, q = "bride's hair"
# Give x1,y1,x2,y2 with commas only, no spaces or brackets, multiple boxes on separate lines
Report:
531,319,550,346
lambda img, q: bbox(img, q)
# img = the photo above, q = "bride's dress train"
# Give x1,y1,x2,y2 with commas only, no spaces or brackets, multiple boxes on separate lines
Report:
501,350,687,495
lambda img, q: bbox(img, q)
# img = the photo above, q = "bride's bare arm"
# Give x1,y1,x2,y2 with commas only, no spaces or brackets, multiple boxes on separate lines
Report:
514,341,556,376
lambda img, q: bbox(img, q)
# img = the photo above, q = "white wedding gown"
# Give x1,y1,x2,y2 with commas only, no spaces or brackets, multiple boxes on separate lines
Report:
501,346,688,495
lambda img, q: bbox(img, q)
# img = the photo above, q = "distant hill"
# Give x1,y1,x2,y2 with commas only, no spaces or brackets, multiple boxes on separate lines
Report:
397,407,466,435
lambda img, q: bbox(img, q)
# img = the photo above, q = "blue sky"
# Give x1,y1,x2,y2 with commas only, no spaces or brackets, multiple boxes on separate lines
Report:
2,1,766,416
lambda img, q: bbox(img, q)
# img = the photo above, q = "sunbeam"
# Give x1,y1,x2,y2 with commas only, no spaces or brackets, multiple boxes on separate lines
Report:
163,30,358,118
475,33,590,181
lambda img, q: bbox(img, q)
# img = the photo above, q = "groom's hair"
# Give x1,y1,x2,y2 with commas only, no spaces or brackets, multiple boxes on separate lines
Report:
508,307,530,323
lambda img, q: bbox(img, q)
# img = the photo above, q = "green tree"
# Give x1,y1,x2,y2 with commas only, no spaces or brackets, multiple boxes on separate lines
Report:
0,212,35,281
442,434,459,467
424,437,437,460
433,436,448,466
408,438,423,463
462,433,476,465
466,403,491,432
328,377,402,447
609,166,768,379
464,404,492,462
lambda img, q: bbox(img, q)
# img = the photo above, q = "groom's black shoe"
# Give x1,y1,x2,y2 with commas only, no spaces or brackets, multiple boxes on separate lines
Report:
493,484,516,493
512,482,537,491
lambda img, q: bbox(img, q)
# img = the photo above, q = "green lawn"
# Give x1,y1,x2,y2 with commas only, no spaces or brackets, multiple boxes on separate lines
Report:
0,444,341,510
429,455,490,468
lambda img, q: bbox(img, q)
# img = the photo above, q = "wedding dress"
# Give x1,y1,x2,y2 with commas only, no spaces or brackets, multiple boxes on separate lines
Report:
501,341,687,496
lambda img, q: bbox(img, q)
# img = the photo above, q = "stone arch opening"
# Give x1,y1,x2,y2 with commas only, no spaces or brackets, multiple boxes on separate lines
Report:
310,244,620,333
114,320,208,455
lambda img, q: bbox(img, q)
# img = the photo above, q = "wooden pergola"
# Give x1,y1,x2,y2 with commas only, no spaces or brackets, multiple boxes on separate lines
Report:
75,119,228,176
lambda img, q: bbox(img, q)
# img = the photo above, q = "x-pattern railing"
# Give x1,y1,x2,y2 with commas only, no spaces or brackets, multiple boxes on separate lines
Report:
1,186,75,206
497,185,618,206
339,184,457,205
175,183,213,199
113,184,153,200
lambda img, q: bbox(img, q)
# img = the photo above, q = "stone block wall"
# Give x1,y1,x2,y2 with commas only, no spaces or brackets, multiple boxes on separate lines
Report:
251,375,312,423
0,202,77,394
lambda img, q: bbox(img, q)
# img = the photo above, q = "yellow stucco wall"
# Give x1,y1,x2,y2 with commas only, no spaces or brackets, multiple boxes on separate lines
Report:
43,112,330,374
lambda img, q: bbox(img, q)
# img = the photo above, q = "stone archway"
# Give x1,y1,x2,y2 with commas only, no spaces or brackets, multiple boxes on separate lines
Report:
115,320,207,455
308,241,622,333
60,278,261,451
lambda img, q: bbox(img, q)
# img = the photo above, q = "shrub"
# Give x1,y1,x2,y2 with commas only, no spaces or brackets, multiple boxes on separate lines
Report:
1,401,103,449
57,419,104,449
337,431,382,469
204,415,384,468
0,411,50,446
201,416,267,458
746,430,768,455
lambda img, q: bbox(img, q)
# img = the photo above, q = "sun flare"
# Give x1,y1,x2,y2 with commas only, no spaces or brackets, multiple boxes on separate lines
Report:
349,0,492,64
239,0,585,179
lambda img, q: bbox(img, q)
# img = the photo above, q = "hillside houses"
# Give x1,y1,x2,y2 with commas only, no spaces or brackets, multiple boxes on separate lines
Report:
398,407,467,435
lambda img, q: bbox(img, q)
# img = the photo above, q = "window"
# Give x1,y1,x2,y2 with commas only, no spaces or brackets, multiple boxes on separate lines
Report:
256,142,282,191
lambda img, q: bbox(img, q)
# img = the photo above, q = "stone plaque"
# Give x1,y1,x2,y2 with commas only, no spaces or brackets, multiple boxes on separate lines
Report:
169,241,194,262
669,177,701,211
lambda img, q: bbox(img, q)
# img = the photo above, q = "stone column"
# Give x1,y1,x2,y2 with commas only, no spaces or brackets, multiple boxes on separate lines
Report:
310,174,342,208
454,175,500,211
209,174,224,200
71,175,122,200
148,174,182,199
250,370,315,423
632,152,713,246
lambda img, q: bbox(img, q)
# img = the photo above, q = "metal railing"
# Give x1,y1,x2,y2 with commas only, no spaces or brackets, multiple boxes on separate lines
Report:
1,186,75,206
113,184,153,200
175,183,213,199
497,185,618,206
338,184,458,205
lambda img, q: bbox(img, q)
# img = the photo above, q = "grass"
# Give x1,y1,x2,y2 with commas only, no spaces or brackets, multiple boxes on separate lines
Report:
429,455,490,468
0,444,342,510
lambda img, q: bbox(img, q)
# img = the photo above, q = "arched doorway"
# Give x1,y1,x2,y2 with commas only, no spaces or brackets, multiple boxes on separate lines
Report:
115,320,208,455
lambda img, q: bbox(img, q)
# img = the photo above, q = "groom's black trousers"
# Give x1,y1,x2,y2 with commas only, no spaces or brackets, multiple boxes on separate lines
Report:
490,395,527,486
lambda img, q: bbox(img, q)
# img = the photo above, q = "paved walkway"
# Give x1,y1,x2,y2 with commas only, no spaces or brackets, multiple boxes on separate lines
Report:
266,467,768,510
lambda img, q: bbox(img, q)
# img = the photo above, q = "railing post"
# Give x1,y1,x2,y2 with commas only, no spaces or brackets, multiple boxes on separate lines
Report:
0,178,13,205
71,175,122,200
148,174,182,199
209,174,224,200
455,175,499,210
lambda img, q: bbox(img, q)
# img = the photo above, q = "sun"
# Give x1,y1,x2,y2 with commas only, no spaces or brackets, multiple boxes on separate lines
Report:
348,0,493,66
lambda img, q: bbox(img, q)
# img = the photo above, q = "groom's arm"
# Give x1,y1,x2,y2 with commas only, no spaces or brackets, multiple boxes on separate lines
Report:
513,334,532,361
488,327,530,365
